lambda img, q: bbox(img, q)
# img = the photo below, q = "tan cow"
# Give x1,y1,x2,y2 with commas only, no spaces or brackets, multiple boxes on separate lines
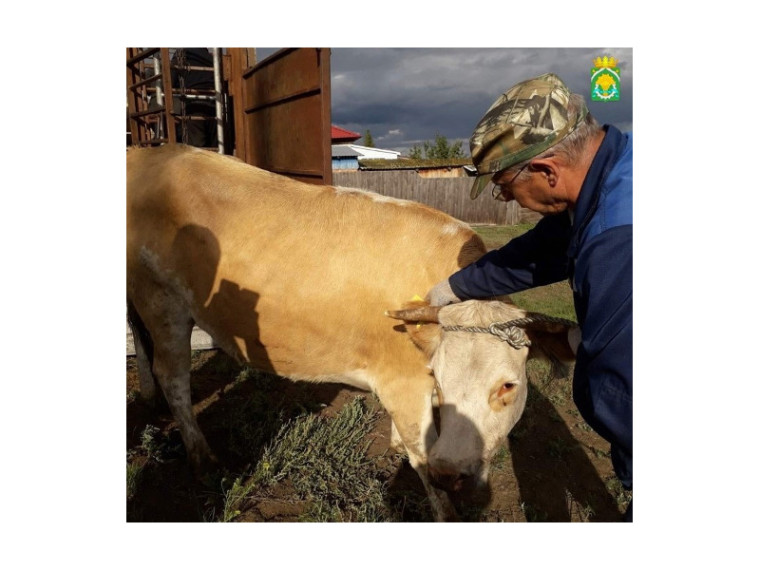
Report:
126,144,574,521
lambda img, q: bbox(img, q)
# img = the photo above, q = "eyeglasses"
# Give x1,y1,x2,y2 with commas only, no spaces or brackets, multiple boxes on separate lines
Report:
491,162,530,202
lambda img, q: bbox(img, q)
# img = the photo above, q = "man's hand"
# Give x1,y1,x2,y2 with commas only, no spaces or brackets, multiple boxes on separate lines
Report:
426,279,462,307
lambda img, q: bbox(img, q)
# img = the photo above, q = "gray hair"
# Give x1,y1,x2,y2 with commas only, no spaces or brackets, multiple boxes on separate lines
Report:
505,94,601,183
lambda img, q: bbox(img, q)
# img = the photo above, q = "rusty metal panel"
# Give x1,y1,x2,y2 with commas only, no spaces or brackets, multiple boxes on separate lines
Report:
126,48,177,146
241,48,332,185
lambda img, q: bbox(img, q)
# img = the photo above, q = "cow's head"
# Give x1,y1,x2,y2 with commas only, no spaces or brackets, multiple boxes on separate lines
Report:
387,299,575,495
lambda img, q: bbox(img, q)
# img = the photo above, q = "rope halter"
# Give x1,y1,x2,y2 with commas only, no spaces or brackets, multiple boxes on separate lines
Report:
441,314,577,350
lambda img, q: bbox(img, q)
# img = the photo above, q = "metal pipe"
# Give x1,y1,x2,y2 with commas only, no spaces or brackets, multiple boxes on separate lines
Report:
153,55,164,106
153,54,164,140
212,48,224,154
175,93,215,101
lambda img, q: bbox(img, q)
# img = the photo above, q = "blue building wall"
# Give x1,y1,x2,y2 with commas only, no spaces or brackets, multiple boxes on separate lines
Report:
332,157,359,170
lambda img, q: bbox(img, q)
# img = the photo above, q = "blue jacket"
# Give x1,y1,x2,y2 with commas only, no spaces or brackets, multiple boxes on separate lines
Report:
449,125,633,487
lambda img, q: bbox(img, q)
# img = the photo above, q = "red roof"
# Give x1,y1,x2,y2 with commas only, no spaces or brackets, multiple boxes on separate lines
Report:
331,125,361,143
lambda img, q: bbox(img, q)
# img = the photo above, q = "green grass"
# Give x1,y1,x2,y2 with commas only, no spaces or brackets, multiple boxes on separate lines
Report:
220,474,259,522
490,444,512,472
605,475,633,513
220,396,392,522
471,224,576,321
359,157,473,170
471,223,536,250
520,502,548,522
127,461,143,501
139,425,164,461
548,437,575,460
565,490,595,522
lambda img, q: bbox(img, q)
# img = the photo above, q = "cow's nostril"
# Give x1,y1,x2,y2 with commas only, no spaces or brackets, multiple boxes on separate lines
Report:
429,466,471,493
450,474,467,493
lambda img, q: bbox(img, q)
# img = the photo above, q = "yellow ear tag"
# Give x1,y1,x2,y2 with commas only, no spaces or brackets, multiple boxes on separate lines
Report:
411,295,424,328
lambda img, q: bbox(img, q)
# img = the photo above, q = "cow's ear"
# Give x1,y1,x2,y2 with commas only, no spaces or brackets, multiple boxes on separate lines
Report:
385,301,442,358
521,314,576,376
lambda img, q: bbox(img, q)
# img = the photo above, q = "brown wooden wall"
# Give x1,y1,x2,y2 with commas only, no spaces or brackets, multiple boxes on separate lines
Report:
333,170,541,225
239,48,332,185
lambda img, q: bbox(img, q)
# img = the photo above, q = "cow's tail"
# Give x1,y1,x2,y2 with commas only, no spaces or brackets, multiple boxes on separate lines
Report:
127,298,157,401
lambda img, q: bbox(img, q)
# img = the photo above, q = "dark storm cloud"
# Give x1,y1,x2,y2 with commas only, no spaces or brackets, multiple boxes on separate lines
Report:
332,97,481,143
256,47,633,154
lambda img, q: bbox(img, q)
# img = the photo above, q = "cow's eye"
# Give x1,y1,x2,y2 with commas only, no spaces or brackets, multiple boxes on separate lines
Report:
495,382,517,400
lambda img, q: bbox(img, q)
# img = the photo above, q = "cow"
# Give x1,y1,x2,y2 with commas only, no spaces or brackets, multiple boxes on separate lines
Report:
126,144,574,521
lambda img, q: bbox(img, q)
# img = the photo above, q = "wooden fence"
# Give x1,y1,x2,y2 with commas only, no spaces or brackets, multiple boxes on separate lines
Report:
333,170,540,225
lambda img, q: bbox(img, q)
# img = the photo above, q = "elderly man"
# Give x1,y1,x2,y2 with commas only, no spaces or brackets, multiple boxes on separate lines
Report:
427,73,632,521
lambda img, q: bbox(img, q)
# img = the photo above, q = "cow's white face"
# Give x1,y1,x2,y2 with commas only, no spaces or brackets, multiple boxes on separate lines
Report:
387,299,573,496
428,301,529,490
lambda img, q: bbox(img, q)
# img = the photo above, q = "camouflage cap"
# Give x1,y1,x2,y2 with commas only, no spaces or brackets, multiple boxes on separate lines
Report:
469,73,588,199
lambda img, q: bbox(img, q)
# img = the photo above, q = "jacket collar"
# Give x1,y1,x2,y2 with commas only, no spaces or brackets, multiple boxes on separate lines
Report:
568,125,627,255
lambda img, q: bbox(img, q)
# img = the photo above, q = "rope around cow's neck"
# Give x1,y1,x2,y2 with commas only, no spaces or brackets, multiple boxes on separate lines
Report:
441,314,578,350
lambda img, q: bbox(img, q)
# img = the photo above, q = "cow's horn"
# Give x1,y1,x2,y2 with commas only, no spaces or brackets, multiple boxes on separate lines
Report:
385,305,441,323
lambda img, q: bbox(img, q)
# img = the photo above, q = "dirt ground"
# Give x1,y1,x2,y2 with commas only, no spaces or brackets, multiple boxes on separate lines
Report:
127,348,629,522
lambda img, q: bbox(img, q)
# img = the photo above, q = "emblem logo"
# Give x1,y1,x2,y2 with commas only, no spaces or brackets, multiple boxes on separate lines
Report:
591,56,620,102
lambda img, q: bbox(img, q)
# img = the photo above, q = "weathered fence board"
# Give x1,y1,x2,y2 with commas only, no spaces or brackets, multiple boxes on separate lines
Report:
333,170,540,225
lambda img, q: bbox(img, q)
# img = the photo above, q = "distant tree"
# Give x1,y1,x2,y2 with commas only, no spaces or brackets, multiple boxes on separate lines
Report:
417,133,465,159
408,144,423,159
363,129,374,147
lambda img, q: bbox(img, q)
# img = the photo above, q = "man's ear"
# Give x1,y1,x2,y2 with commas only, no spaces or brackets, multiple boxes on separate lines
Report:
385,301,442,359
529,156,562,187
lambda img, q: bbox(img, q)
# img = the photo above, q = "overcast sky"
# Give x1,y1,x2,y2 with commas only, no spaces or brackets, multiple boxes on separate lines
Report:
256,47,632,156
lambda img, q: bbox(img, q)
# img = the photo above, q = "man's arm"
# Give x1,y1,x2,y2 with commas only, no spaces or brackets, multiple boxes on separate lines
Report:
447,211,573,300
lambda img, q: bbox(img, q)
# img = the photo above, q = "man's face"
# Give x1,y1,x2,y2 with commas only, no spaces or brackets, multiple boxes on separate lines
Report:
491,161,569,215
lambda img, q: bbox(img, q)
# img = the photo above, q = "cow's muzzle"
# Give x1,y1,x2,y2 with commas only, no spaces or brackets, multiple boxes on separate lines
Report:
428,462,478,495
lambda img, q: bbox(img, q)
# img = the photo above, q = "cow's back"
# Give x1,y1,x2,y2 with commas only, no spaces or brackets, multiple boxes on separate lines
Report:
127,145,486,387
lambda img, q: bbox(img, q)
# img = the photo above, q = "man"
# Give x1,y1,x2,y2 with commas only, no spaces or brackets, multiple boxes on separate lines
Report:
427,73,632,521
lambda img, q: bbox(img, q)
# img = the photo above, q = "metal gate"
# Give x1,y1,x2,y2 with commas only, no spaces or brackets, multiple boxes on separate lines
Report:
236,48,332,185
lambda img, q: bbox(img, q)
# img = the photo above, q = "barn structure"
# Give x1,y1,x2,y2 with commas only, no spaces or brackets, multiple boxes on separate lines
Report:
127,48,334,185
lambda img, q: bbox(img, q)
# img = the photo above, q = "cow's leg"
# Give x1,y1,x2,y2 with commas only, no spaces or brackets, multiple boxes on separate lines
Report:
127,300,156,402
133,332,156,401
376,375,458,522
135,294,216,474
154,322,216,473
390,421,405,453
408,449,458,522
